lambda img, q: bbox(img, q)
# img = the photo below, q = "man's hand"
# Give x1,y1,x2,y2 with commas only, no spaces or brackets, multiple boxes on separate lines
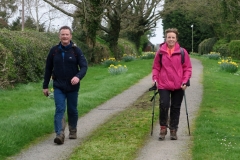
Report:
71,76,80,85
43,89,50,97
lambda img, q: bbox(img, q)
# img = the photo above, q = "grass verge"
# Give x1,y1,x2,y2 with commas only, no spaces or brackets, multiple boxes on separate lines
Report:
191,55,240,160
70,91,158,160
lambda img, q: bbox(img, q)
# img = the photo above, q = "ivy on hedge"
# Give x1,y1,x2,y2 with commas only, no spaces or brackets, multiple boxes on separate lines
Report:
0,29,58,88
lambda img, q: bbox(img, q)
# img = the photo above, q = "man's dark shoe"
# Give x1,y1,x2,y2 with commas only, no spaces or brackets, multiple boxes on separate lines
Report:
54,134,65,144
170,130,178,140
158,126,167,141
69,127,77,139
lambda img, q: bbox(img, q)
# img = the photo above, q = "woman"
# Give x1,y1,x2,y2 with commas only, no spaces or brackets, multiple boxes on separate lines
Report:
152,28,192,140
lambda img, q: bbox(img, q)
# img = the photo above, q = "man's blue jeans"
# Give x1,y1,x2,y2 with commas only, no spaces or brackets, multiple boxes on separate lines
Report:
54,88,78,135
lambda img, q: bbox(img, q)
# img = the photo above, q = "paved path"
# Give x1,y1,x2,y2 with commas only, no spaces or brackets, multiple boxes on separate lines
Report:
10,58,203,160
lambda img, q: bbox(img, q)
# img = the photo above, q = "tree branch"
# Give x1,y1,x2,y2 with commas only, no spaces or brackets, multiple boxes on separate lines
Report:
43,0,75,17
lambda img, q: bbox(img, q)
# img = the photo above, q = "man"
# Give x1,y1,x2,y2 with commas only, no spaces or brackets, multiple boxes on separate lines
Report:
43,26,88,145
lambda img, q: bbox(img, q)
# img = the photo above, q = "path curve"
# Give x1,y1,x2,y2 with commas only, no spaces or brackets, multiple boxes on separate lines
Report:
135,58,203,160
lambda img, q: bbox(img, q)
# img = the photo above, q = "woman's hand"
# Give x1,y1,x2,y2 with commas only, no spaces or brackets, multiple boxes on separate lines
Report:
152,81,157,87
181,84,187,90
149,81,157,91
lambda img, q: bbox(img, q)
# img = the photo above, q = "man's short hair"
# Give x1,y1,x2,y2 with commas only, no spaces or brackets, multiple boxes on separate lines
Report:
59,26,72,34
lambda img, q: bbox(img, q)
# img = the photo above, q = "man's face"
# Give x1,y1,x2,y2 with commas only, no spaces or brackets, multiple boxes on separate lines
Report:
59,29,72,46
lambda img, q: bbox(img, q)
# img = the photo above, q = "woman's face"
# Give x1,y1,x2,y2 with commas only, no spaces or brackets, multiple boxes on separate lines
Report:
166,32,177,48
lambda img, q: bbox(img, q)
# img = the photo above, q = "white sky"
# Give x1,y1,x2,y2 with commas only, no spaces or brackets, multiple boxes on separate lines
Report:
150,19,164,45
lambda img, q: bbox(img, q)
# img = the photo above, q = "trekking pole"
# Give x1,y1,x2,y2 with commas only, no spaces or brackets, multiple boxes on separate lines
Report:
183,90,191,136
149,82,157,136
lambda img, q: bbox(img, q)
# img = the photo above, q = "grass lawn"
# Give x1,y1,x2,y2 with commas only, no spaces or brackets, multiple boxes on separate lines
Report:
1,55,240,160
191,55,240,160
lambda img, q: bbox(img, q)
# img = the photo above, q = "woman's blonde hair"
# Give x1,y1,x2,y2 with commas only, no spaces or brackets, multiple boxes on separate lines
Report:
165,28,179,39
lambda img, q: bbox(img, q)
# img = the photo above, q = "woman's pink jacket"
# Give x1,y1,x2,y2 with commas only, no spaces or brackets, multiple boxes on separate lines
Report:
152,42,192,91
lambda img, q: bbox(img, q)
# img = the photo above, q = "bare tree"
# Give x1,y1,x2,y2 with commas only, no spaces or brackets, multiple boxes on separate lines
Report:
43,0,105,62
121,0,163,51
99,0,135,59
42,0,163,59
0,0,18,27
44,6,64,32
24,0,43,31
23,0,65,31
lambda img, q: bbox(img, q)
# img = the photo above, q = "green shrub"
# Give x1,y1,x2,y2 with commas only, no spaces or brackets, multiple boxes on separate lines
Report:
218,57,238,73
198,37,217,55
0,30,138,87
102,58,118,67
208,52,221,60
118,38,138,56
190,52,201,56
92,43,111,64
214,43,229,57
0,29,58,85
228,40,240,59
72,32,112,64
121,54,136,62
212,39,230,57
140,52,155,59
108,64,128,75
95,36,112,63
0,43,17,88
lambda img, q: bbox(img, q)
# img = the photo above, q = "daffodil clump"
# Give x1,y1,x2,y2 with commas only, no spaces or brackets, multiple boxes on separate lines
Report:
48,79,54,99
48,88,54,99
208,52,221,60
218,57,238,73
102,57,118,67
140,52,155,59
108,64,128,75
121,54,136,62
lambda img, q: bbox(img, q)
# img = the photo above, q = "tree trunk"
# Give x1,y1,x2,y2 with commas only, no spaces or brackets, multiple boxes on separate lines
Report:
108,19,121,59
